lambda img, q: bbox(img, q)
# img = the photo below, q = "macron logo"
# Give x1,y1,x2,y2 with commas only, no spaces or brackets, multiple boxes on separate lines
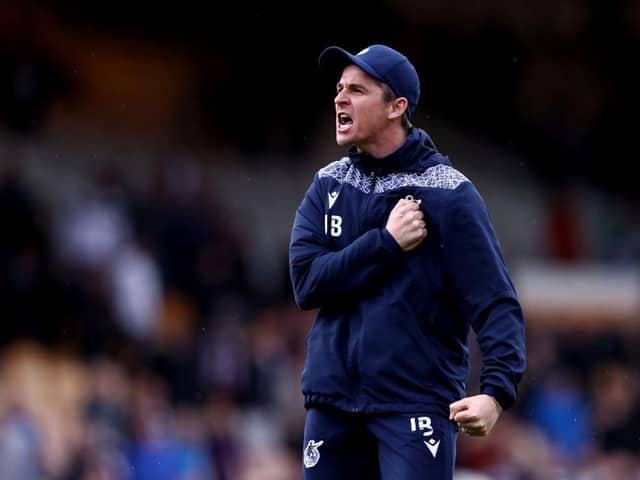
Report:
424,439,440,458
328,191,340,209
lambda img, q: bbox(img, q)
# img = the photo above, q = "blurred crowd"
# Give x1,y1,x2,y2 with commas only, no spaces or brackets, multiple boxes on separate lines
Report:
1,157,312,479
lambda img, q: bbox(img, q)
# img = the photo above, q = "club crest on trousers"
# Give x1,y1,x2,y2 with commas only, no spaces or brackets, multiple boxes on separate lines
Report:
303,440,324,468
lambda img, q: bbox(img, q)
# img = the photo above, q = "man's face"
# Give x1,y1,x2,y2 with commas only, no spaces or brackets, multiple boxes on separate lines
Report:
334,65,391,150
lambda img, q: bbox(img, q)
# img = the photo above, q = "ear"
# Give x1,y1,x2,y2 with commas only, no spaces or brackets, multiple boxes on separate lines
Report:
387,97,408,120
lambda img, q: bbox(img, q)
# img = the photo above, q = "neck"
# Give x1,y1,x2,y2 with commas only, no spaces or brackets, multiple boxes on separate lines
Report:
359,125,408,158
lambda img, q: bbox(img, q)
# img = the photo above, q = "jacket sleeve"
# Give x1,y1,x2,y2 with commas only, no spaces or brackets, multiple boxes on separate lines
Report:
441,182,526,410
289,174,402,310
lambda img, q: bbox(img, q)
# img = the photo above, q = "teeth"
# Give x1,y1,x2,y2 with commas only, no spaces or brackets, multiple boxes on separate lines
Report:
338,114,351,124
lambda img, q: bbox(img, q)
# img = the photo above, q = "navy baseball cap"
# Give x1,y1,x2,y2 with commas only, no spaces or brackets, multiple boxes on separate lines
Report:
318,44,421,117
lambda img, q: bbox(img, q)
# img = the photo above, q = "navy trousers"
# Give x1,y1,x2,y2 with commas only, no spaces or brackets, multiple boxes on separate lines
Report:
302,407,458,480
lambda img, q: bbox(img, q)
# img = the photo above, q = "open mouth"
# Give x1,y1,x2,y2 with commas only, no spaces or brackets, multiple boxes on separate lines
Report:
337,113,353,131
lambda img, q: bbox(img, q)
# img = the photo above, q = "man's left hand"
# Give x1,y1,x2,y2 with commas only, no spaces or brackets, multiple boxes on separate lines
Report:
449,394,502,437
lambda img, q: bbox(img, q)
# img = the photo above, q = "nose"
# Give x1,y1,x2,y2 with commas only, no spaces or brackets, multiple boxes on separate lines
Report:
335,89,349,107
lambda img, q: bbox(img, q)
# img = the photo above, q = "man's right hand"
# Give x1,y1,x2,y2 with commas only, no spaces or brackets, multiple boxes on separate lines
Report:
385,198,427,251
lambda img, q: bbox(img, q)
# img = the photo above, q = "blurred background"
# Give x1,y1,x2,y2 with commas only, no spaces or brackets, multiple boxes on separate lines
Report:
1,0,639,478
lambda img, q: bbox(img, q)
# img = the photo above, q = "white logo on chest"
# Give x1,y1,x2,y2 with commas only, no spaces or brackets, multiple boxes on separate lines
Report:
328,191,340,209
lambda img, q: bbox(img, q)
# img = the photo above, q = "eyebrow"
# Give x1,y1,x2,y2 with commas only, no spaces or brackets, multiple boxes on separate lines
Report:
336,82,368,92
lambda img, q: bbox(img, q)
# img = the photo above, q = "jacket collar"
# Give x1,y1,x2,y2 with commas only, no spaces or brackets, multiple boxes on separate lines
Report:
348,127,451,174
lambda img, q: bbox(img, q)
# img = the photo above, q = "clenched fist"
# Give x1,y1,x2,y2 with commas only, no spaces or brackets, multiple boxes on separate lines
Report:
449,394,503,437
385,198,427,252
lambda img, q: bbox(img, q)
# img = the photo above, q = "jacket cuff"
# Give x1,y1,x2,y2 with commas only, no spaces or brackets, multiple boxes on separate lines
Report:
481,385,514,411
380,227,404,256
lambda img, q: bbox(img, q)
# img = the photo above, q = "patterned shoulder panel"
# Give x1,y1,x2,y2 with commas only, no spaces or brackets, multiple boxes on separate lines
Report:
375,163,469,193
318,159,468,194
318,157,373,193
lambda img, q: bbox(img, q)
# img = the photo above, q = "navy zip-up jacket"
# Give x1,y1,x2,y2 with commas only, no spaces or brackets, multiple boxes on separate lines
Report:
289,127,526,418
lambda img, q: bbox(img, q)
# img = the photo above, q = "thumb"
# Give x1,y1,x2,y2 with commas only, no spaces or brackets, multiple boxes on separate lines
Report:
449,399,469,420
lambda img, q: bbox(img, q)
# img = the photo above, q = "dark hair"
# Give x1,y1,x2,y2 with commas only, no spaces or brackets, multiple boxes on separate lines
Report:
379,82,412,131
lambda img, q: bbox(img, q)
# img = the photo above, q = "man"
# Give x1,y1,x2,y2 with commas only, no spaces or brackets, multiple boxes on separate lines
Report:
288,44,526,479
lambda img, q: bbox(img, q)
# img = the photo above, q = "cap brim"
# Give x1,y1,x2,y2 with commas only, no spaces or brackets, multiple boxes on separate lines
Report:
318,46,384,83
